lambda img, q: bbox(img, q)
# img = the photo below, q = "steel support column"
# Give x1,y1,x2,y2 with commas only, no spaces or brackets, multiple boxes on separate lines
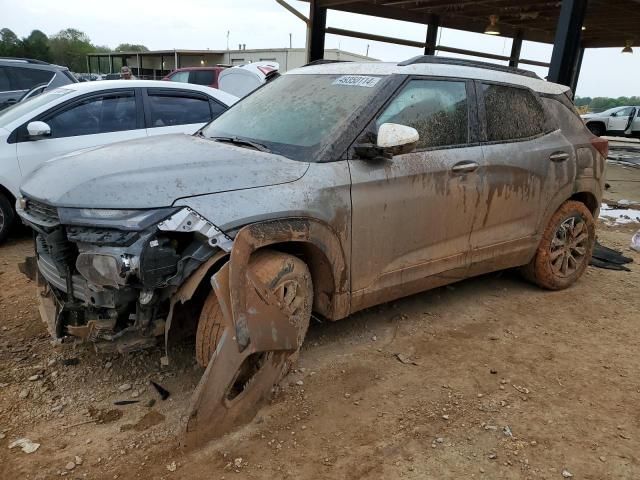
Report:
509,31,523,67
548,0,588,86
569,46,585,95
307,0,327,62
424,16,439,55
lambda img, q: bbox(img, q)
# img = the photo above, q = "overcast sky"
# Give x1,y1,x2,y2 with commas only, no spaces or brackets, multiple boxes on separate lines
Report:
2,0,638,97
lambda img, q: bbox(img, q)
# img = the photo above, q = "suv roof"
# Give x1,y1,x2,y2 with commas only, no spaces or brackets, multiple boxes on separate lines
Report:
0,58,72,72
289,56,568,96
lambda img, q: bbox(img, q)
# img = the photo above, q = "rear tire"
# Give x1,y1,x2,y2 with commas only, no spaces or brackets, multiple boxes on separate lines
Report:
523,201,595,290
0,193,15,244
587,123,605,137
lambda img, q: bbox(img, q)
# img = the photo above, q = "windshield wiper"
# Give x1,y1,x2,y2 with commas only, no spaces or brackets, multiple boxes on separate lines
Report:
211,136,271,153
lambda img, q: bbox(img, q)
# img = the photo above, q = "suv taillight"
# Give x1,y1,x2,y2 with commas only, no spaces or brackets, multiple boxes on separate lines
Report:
590,137,609,158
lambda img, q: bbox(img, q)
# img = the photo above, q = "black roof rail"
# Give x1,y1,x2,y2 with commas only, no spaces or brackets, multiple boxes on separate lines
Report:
398,56,540,79
0,57,51,65
302,59,353,67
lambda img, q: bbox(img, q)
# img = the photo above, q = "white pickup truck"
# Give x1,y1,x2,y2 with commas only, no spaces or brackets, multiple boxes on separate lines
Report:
581,105,640,138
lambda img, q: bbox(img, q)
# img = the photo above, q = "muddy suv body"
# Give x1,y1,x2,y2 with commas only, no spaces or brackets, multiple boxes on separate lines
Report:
17,56,606,446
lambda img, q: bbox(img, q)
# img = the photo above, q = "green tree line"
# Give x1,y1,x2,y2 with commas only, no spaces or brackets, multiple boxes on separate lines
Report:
575,96,640,112
0,27,147,72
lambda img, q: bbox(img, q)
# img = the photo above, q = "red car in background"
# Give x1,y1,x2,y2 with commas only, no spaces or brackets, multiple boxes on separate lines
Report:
163,67,226,88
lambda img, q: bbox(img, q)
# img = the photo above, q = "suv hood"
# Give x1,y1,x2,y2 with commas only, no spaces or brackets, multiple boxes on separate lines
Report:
20,134,309,208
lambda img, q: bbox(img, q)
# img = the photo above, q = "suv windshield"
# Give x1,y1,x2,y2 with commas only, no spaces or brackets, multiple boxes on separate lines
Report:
0,88,72,128
202,73,387,161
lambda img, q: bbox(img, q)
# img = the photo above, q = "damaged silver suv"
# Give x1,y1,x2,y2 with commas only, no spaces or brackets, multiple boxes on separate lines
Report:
18,56,607,446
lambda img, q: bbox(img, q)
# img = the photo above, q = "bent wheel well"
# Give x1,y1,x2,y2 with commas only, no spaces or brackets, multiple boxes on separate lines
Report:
569,192,598,215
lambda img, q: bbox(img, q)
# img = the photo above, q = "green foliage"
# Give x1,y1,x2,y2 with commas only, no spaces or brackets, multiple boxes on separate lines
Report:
575,96,640,112
22,30,51,62
115,43,149,52
0,27,120,72
48,28,97,71
0,28,21,57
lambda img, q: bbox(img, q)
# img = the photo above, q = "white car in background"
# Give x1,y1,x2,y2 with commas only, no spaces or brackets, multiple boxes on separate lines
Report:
581,105,640,137
218,61,279,98
0,80,238,242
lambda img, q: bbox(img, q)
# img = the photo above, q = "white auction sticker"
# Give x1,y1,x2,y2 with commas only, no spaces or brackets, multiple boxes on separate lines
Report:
333,75,381,87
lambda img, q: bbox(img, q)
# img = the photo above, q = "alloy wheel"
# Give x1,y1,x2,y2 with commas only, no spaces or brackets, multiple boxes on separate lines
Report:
549,216,589,277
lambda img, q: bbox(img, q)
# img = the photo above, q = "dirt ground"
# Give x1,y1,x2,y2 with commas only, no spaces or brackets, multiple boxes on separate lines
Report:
1,192,639,479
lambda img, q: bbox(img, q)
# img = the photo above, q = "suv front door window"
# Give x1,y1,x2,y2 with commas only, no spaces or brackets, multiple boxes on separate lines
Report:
376,79,469,149
349,78,481,300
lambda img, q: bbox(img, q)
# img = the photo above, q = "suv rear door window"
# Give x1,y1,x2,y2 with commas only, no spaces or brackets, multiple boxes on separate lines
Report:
10,67,54,90
482,83,546,141
376,79,469,149
46,92,137,138
189,70,215,86
147,90,211,127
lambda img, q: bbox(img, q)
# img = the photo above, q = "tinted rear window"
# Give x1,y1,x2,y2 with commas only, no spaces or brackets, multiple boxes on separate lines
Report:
190,70,216,85
483,83,546,141
147,93,212,127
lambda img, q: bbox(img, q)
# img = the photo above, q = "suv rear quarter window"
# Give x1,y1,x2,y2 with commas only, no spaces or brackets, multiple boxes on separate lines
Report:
189,70,216,86
541,96,589,138
482,83,546,142
9,67,54,90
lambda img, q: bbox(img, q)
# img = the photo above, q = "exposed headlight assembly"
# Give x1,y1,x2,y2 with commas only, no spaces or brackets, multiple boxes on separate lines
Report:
76,252,139,288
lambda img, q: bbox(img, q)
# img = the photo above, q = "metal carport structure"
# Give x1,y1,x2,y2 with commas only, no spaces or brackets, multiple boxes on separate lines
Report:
300,0,639,92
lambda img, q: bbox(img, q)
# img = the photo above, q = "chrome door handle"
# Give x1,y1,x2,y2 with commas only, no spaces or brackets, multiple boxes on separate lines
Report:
549,151,570,162
451,161,479,173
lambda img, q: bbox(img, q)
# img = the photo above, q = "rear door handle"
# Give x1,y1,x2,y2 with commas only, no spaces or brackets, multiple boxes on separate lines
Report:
549,151,570,162
451,160,479,173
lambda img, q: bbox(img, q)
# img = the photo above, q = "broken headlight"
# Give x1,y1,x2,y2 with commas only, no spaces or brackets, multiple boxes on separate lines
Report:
76,252,139,288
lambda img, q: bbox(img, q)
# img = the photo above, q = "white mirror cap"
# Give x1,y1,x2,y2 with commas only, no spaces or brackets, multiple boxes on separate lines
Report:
377,123,419,148
27,121,51,137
